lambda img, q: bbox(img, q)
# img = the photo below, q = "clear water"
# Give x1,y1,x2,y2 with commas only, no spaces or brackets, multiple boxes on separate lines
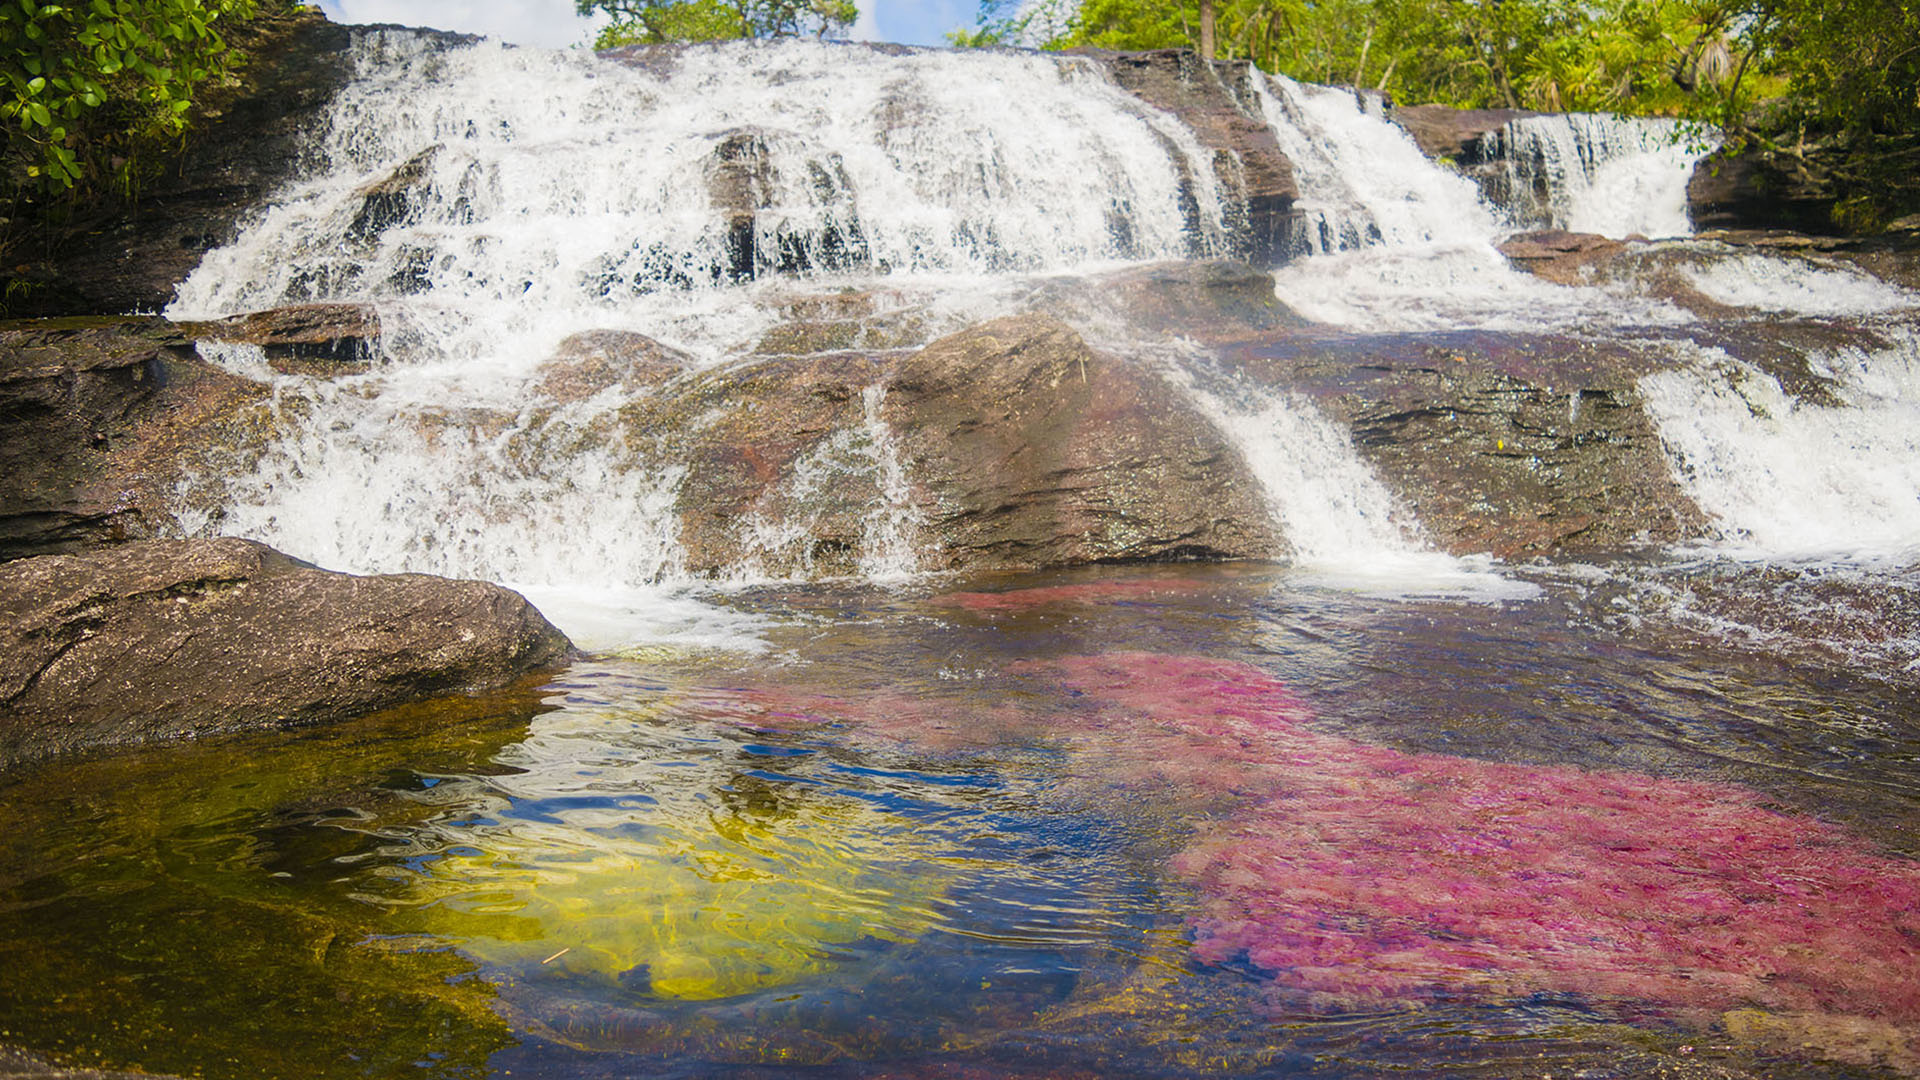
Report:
13,27,1920,1080
5,564,1918,1079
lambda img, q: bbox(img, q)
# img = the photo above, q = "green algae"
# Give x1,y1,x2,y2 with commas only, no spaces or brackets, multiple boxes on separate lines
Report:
371,705,957,1003
0,687,549,1079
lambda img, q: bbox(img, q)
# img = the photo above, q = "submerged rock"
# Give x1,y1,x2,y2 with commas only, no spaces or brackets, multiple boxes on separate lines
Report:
0,538,574,768
1027,259,1307,344
0,1047,184,1079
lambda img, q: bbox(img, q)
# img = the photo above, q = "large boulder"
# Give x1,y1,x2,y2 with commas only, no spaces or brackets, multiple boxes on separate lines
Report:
0,318,266,561
0,538,574,768
616,315,1278,578
880,315,1277,570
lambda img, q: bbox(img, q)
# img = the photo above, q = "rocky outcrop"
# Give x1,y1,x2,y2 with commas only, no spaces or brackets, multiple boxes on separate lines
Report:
4,12,356,316
618,315,1278,578
0,318,266,562
1084,49,1300,265
1391,103,1538,162
1688,145,1843,235
0,538,574,767
880,315,1276,569
1227,330,1709,558
182,302,384,375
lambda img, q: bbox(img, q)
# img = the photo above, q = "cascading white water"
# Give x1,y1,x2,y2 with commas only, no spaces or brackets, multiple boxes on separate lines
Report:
1168,359,1536,599
1482,113,1710,238
1252,73,1692,331
1640,329,1920,563
165,31,1239,645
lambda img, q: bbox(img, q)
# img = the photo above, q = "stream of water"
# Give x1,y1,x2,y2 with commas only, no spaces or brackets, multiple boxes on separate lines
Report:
5,28,1919,1080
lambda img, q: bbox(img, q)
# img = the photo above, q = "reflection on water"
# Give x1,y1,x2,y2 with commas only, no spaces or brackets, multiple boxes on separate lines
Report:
2,564,1918,1078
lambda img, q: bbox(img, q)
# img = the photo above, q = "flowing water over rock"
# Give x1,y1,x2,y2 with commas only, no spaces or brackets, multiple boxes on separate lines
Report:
8,25,1920,1080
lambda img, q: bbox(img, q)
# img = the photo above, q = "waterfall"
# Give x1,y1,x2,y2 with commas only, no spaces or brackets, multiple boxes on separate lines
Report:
164,31,1240,644
1640,330,1920,563
1252,72,1690,332
1173,363,1536,599
1480,114,1709,238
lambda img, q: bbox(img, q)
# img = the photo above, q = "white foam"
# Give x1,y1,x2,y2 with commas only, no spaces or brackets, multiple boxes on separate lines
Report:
1485,114,1710,238
1640,330,1920,562
1683,253,1918,317
1175,366,1536,601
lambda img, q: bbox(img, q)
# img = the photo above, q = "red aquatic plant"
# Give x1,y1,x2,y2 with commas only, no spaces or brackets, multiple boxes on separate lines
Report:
931,579,1205,612
1043,653,1920,1027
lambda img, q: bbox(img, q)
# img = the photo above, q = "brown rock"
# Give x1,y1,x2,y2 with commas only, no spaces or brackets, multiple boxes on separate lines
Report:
1495,230,1628,286
635,351,897,579
880,314,1277,570
184,302,383,375
0,317,266,561
0,538,574,768
1227,330,1709,559
1079,49,1300,264
536,329,692,403
1392,103,1538,161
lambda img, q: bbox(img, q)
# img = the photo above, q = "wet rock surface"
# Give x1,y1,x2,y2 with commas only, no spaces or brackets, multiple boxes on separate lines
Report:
0,318,265,561
617,315,1278,577
180,302,384,375
0,538,574,768
1391,103,1538,162
1084,50,1300,265
1027,259,1308,344
881,315,1278,570
1227,329,1709,558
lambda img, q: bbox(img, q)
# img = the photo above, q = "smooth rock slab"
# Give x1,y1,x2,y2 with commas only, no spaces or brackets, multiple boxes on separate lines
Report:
0,538,575,768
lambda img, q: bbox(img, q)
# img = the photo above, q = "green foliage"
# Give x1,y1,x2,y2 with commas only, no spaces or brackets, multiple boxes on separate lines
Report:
963,0,1743,116
582,0,857,47
2,0,258,200
956,0,1918,227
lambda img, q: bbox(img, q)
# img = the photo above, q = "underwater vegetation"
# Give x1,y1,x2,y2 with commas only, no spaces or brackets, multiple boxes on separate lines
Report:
1039,654,1920,1051
355,708,956,1003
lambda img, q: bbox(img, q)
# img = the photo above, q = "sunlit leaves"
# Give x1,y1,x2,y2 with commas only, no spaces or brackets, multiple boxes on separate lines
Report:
2,0,256,196
579,0,858,47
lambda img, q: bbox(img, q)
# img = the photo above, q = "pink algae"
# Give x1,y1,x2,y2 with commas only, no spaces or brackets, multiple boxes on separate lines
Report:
1044,653,1920,1026
931,579,1205,612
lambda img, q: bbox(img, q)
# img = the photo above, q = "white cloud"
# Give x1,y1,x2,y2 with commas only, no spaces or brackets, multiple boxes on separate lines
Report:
322,0,602,49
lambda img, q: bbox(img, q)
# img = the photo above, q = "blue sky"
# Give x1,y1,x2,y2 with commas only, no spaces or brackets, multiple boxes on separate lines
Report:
316,0,981,49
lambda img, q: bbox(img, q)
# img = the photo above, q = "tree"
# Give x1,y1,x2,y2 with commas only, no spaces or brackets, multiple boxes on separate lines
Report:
581,0,858,48
3,0,259,199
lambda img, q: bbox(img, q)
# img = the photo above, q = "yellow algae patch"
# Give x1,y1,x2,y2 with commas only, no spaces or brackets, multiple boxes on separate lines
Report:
398,780,953,1001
